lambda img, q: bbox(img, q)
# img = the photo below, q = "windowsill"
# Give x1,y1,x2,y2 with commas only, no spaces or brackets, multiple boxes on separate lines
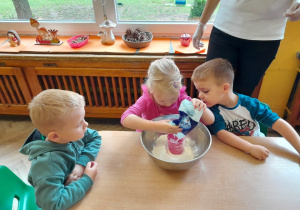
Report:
0,36,208,55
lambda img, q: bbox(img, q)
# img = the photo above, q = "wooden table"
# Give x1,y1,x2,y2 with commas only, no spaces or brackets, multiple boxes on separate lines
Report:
71,131,300,210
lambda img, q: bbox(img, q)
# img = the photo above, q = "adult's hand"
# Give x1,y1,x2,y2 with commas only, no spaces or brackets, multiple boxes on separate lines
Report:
192,22,206,50
284,2,300,21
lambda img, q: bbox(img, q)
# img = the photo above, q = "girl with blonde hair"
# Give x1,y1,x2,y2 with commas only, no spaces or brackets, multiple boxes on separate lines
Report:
121,58,214,133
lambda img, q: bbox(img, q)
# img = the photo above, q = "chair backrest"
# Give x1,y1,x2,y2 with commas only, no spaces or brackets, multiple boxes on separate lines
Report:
0,165,40,210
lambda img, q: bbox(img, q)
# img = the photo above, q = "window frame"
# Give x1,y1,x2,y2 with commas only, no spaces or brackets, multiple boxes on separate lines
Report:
0,0,212,37
105,1,212,37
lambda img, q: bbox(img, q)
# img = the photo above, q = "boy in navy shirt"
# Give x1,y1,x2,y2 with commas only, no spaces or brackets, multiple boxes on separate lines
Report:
192,58,300,160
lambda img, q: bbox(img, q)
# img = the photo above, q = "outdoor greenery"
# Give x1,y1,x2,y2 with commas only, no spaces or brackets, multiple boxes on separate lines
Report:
1,0,93,20
116,0,197,21
0,0,205,21
189,0,206,19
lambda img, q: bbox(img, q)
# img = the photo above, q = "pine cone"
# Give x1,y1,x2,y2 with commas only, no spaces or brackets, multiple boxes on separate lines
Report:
124,28,150,42
125,28,132,36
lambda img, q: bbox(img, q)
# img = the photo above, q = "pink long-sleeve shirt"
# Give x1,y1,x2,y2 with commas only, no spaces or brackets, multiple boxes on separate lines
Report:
121,84,191,124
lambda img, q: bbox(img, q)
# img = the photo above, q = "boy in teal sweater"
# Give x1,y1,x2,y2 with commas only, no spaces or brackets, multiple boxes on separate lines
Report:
20,89,101,210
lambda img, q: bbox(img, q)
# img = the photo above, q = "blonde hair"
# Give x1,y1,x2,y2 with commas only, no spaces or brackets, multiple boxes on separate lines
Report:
192,58,234,86
145,58,182,94
28,89,85,135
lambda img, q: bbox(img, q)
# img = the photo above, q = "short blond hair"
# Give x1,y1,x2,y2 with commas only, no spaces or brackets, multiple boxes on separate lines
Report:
28,89,85,135
145,58,183,94
192,58,234,86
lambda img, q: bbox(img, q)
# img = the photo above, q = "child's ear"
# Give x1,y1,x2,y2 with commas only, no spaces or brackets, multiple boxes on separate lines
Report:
223,83,231,92
47,131,61,143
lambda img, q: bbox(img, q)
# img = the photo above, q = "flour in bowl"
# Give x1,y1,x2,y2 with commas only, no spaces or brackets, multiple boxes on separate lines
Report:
152,135,195,162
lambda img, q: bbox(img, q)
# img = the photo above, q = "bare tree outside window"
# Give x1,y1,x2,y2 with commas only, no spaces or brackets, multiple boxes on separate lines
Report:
12,0,32,19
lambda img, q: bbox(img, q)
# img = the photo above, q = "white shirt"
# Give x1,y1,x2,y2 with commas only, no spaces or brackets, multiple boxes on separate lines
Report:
218,105,263,137
213,0,294,40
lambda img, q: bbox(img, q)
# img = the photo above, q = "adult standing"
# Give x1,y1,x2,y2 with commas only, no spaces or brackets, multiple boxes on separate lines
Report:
193,0,300,96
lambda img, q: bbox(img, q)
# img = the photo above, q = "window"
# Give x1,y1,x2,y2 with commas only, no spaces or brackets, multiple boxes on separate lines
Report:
0,0,216,37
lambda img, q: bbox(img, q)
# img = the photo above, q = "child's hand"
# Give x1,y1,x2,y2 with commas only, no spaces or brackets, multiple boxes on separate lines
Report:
155,120,183,134
84,161,98,182
64,164,85,186
191,98,206,111
248,144,270,160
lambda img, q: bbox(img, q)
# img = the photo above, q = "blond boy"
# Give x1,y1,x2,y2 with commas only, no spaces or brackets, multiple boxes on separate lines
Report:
20,89,101,209
192,58,300,160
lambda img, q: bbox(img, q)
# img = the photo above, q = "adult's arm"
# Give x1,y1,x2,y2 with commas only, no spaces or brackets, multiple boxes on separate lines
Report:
193,0,221,49
199,0,221,24
284,0,300,21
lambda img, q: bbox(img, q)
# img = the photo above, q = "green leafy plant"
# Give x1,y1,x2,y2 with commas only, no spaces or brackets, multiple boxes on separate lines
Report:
189,0,206,19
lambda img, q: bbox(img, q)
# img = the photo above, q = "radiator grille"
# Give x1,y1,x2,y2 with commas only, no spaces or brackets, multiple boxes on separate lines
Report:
0,69,27,105
23,67,198,118
37,75,145,108
36,74,197,108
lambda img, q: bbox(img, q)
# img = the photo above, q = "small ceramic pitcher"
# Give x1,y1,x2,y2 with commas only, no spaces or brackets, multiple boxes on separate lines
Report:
98,20,116,45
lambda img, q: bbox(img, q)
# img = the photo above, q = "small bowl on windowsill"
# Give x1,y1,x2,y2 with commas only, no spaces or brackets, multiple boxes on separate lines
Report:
122,32,153,49
67,35,89,48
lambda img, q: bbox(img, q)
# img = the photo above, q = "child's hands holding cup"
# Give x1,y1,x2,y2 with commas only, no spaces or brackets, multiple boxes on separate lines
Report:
154,120,183,134
191,98,207,111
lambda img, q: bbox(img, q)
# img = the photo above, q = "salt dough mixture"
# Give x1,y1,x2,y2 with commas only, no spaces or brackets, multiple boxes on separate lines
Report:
152,135,196,162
